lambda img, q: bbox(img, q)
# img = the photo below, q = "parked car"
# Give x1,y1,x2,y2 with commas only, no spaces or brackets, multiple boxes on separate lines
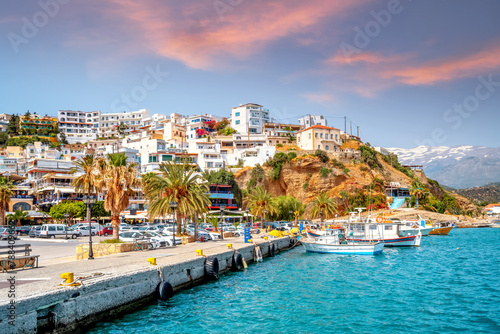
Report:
15,226,32,235
142,232,168,248
159,231,183,245
98,227,113,236
0,227,18,240
119,231,150,244
29,226,41,238
75,225,102,237
39,224,79,239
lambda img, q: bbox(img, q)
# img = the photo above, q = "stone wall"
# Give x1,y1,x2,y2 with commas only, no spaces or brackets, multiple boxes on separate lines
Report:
76,243,135,260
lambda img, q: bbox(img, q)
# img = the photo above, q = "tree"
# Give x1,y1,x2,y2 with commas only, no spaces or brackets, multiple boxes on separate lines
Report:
144,162,210,237
244,187,278,228
72,154,101,228
59,132,69,145
7,209,29,227
49,201,86,223
0,177,14,225
410,182,424,209
6,115,20,136
0,132,8,146
269,195,305,223
91,201,111,225
309,193,338,223
117,122,128,138
24,110,31,119
202,169,242,206
100,153,140,239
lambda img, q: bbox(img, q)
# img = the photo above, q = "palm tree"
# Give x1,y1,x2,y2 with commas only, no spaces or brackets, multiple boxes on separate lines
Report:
72,154,101,232
143,162,210,236
410,183,424,209
100,153,140,239
309,193,338,223
244,187,278,228
0,177,14,226
117,122,128,138
7,210,29,227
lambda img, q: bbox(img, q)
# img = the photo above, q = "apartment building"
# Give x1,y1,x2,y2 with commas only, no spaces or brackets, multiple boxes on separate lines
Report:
186,114,221,141
99,109,150,138
231,103,270,134
298,115,327,127
142,113,167,130
58,110,100,144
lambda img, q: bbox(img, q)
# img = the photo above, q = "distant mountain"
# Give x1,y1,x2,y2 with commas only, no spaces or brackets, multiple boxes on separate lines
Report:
387,145,500,189
453,182,500,204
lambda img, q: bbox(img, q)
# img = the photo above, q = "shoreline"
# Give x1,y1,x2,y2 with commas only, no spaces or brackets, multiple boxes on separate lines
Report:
0,237,293,334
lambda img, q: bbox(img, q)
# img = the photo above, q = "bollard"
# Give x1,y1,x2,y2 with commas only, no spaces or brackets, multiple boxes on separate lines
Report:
196,249,204,257
147,258,156,266
226,243,233,249
61,272,74,284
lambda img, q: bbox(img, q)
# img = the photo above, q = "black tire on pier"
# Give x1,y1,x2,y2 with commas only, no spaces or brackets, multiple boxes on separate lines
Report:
269,243,276,257
231,252,243,271
205,256,219,280
156,281,174,301
72,234,77,239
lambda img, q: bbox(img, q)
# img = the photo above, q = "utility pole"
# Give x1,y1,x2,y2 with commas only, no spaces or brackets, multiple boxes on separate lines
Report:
344,116,347,142
350,120,352,137
357,126,359,139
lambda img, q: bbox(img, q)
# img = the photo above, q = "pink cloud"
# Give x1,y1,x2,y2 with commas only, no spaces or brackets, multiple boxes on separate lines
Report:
327,51,408,65
93,0,372,70
381,43,500,85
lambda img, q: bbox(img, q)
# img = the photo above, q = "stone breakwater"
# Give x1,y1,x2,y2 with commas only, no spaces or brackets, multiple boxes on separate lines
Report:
0,237,292,334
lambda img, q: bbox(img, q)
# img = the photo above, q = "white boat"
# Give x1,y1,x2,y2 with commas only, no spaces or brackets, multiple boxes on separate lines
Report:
346,222,422,247
302,230,384,255
399,217,435,236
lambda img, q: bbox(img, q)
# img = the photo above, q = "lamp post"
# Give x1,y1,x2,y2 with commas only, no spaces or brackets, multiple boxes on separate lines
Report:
82,195,97,260
64,213,69,239
220,205,225,240
289,210,293,223
169,201,178,247
319,210,323,226
246,208,250,226
264,209,267,230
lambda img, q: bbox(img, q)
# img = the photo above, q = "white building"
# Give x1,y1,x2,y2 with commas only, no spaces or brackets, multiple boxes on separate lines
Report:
99,109,150,138
58,110,101,143
231,103,270,134
298,115,327,127
26,142,61,160
186,114,221,141
142,113,167,130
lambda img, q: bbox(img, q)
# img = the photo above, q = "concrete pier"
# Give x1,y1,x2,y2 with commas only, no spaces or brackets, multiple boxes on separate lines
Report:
0,237,293,334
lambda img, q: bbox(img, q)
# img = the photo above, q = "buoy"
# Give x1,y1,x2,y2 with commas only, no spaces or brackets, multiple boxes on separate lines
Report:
242,258,248,269
204,257,219,280
147,258,156,265
157,281,174,301
253,246,263,262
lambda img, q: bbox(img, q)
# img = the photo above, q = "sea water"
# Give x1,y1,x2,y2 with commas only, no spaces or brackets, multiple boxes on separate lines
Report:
87,228,500,333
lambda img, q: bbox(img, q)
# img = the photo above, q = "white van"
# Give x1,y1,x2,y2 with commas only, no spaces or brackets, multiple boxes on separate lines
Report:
74,224,103,236
40,224,79,239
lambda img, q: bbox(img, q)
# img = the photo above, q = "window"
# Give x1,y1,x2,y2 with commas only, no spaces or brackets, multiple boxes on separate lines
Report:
149,156,157,163
330,134,333,139
235,112,240,117
308,133,311,139
162,155,172,161
235,120,240,125
318,145,320,149
335,134,338,140
57,226,64,231
49,226,56,231
326,145,329,150
320,133,323,138
315,133,318,138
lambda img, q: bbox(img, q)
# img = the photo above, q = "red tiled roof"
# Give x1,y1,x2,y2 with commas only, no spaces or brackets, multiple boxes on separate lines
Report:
297,125,340,133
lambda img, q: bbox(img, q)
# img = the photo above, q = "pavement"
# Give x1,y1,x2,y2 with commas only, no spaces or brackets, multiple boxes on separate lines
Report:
0,235,272,300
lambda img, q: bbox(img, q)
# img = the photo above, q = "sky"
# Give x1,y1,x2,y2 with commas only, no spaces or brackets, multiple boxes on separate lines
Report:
1,0,500,149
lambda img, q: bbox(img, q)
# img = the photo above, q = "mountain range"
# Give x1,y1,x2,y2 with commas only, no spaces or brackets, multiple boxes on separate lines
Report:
386,145,500,189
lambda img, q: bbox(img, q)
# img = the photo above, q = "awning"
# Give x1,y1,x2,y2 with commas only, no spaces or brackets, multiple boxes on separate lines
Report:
55,188,76,194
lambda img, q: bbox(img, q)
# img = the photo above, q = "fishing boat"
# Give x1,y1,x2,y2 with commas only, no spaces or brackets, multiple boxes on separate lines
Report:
346,221,422,247
399,216,435,236
429,222,453,235
302,230,384,255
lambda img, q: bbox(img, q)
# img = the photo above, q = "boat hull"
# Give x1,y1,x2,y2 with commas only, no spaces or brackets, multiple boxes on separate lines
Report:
302,241,384,255
419,227,434,236
429,227,452,235
348,234,421,247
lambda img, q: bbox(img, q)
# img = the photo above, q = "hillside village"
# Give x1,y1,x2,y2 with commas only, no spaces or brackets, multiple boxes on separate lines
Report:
0,104,483,224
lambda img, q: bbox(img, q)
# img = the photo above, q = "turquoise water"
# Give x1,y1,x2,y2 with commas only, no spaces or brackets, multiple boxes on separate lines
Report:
87,228,500,333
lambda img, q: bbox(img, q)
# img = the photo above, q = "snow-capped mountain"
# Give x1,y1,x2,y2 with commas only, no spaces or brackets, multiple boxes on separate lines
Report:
387,145,500,189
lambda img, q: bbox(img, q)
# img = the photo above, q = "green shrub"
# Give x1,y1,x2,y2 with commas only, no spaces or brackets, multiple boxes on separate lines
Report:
360,166,368,172
276,143,283,147
343,167,350,176
269,167,281,181
331,159,344,169
314,149,329,163
287,151,297,160
303,182,308,190
319,167,332,178
100,239,124,244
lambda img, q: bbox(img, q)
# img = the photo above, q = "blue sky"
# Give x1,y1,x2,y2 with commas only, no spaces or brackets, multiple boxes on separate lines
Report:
1,0,499,148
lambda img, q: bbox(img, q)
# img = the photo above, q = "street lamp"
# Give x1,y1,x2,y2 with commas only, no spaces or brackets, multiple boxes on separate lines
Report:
319,210,323,226
169,201,178,247
289,210,293,222
82,195,97,260
64,213,69,239
246,208,250,226
220,205,226,240
264,209,267,230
